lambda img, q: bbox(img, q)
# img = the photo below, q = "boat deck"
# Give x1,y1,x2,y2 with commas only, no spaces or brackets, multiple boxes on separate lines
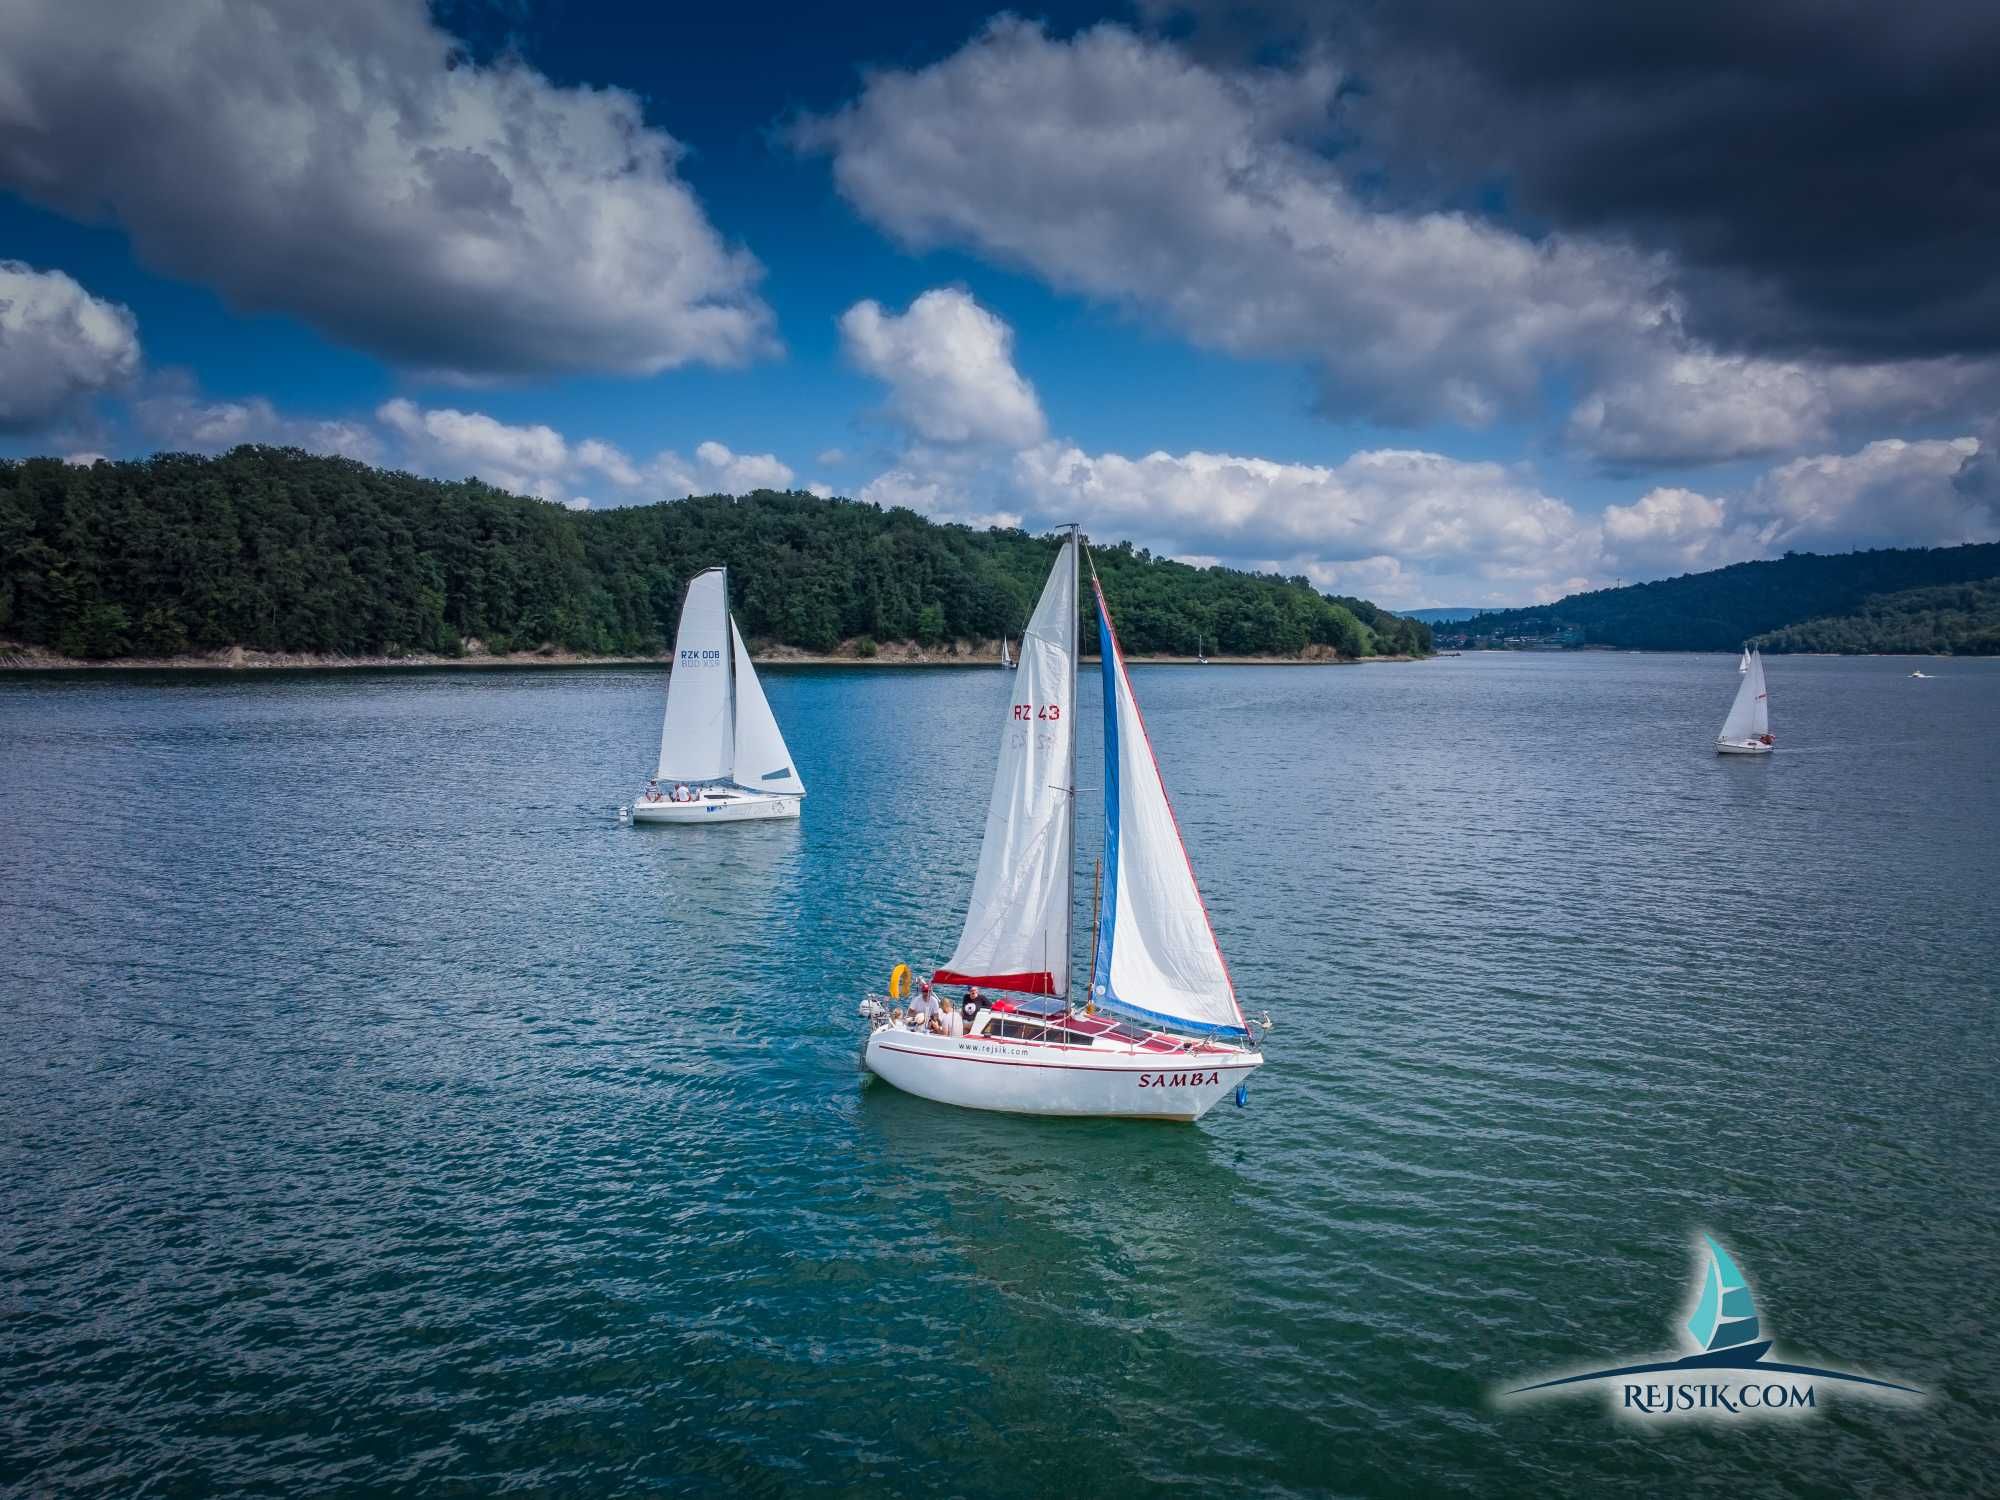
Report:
878,998,1242,1057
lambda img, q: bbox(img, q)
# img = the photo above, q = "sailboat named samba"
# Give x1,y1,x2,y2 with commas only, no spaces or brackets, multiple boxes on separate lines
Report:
630,567,805,823
860,531,1266,1120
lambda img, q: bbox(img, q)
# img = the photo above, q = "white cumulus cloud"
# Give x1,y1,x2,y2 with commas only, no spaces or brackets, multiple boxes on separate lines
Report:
800,20,1998,465
840,288,1046,446
799,21,1671,428
0,0,773,380
1012,441,1600,596
377,398,566,496
139,379,381,462
1746,437,1995,553
0,261,140,432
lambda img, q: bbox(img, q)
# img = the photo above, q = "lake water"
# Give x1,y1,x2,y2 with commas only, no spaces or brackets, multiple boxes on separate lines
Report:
3,653,1996,1496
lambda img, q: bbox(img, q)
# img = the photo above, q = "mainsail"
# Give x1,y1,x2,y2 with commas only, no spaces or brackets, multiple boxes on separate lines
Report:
730,620,804,794
1088,577,1246,1038
658,568,733,782
1686,1236,1761,1353
934,540,1076,996
1718,650,1766,742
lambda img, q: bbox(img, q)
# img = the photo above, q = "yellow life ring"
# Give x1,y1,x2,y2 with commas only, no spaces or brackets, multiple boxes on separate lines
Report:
888,963,911,1000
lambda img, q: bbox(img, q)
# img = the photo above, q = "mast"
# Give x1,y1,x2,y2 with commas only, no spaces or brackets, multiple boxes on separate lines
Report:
1064,524,1080,1004
1088,856,1103,1012
721,566,737,784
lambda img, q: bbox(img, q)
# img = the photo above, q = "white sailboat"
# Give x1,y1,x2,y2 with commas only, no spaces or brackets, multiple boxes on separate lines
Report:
1001,636,1016,670
1739,647,1751,673
1717,648,1774,755
630,567,805,823
861,531,1266,1120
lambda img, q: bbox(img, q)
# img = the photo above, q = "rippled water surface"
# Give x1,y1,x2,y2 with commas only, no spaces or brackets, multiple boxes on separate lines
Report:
3,653,1997,1496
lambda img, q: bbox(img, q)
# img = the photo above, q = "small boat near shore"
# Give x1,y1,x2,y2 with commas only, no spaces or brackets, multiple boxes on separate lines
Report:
1717,649,1774,755
860,530,1267,1120
628,567,804,824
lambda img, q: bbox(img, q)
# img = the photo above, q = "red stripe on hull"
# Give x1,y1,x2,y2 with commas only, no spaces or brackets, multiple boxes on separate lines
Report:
873,1042,1258,1076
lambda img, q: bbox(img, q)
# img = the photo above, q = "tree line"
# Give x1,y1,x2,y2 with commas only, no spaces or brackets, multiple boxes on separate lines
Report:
1751,579,2000,655
1443,543,2000,652
0,447,1431,661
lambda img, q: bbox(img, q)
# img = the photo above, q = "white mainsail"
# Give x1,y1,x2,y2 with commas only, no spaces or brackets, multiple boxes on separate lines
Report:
657,568,733,782
935,540,1076,997
730,620,804,795
1719,649,1769,742
1739,648,1751,673
1088,577,1245,1038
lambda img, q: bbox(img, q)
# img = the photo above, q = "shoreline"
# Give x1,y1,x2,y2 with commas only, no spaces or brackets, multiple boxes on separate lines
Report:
0,641,1425,672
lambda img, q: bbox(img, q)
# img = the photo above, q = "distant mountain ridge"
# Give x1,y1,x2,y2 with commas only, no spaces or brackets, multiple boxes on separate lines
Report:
1399,607,1485,623
1443,543,2000,652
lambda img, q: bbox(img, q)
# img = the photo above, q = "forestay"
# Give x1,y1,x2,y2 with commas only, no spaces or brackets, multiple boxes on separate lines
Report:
730,620,804,794
1088,579,1246,1038
934,540,1076,997
657,568,733,782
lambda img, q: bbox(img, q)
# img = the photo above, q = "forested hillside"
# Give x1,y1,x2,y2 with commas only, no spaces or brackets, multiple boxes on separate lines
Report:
1444,543,2000,652
1751,580,2000,655
0,447,1430,661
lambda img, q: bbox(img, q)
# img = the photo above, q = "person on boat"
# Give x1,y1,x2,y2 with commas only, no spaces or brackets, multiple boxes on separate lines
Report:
673,782,692,802
910,980,938,1030
644,780,663,803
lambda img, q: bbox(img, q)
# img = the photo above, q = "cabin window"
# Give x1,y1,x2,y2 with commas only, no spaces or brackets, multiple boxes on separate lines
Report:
989,1019,1049,1042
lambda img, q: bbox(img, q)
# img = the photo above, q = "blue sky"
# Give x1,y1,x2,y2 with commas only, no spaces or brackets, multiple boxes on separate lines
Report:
2,0,1995,607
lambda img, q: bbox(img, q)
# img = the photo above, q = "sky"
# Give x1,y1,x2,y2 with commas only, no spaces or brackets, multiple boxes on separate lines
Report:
2,0,1997,609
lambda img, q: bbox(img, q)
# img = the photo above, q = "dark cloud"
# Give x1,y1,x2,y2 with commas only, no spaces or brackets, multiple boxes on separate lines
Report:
1147,0,2000,361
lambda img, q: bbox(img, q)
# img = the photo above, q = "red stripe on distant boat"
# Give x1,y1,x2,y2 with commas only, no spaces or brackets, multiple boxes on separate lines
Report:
930,968,1056,995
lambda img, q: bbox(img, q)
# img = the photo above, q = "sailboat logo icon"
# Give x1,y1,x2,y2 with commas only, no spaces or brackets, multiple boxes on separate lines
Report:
1502,1234,1921,1419
1685,1235,1765,1361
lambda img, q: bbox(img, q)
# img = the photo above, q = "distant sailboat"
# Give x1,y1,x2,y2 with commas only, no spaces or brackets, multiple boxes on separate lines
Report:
1739,647,1751,674
1717,648,1774,755
1910,669,1931,679
630,567,805,823
860,531,1265,1120
1001,636,1016,670
1196,633,1209,665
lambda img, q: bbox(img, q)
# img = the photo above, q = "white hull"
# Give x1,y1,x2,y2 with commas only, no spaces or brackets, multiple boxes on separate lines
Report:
1716,739,1773,756
863,1026,1260,1121
631,791,801,823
